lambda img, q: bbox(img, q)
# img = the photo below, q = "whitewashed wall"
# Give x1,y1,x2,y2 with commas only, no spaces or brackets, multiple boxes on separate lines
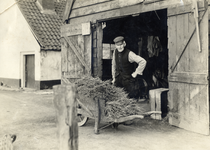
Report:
40,51,61,80
0,0,39,80
0,0,61,88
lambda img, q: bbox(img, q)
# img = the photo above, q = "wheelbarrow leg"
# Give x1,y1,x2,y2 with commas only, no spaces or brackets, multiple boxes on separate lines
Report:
112,123,119,130
94,98,100,134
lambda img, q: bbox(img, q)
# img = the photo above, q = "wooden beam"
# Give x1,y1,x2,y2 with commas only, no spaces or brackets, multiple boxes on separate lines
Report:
65,85,78,150
70,0,144,19
73,0,112,9
63,0,204,37
72,0,144,10
167,0,207,16
70,1,120,18
69,9,120,27
168,72,208,84
97,23,103,79
68,0,196,27
69,0,193,20
63,0,76,23
61,24,82,37
144,0,165,5
53,84,78,150
167,4,191,17
118,0,144,7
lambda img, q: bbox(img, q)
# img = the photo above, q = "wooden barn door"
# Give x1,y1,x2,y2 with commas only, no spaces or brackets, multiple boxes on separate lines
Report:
61,32,92,82
61,22,103,82
167,3,209,135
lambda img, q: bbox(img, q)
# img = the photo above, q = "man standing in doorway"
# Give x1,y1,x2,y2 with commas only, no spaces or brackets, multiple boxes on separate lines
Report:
112,36,147,99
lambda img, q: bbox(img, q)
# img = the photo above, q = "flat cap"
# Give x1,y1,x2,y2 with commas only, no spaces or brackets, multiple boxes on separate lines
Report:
113,36,124,43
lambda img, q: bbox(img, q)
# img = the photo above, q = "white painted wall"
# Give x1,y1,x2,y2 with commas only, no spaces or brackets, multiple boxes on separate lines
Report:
0,0,61,88
0,0,40,80
40,51,61,80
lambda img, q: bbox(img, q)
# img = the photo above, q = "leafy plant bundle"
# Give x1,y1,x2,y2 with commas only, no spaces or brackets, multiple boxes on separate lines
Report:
74,76,145,119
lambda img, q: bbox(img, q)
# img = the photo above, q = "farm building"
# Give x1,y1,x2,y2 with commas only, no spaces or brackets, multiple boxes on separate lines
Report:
0,0,66,89
61,0,210,135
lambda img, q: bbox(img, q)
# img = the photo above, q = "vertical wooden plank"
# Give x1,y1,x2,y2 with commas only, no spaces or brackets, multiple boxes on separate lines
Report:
173,84,179,113
182,13,189,120
53,84,78,150
169,84,179,125
67,38,76,77
176,14,184,72
65,84,78,150
168,83,173,115
184,83,190,122
84,34,92,75
189,12,200,72
200,10,209,71
53,85,68,150
167,15,177,74
198,85,209,135
70,36,79,78
97,23,103,79
181,13,189,72
78,35,85,76
61,38,68,72
178,83,185,118
189,84,199,121
197,8,209,133
78,35,85,59
199,85,209,122
188,12,194,72
185,13,190,71
176,15,185,71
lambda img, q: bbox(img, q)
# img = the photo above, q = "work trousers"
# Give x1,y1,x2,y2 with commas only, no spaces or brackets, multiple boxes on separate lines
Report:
114,74,145,99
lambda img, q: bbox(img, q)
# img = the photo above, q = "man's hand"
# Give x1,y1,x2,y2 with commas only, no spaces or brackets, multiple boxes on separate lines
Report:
131,72,137,78
111,79,115,84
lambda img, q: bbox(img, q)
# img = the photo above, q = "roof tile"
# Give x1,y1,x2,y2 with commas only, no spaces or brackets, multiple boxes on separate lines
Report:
17,0,66,51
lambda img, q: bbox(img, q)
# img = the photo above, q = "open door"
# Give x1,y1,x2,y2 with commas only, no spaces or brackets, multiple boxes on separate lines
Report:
61,22,103,82
167,3,209,135
61,24,92,82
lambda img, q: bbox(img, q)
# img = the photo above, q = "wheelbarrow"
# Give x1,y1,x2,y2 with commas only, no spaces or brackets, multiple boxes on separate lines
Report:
76,95,161,134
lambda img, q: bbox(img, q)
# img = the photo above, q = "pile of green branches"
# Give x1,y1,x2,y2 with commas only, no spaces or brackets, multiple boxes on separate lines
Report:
74,76,145,119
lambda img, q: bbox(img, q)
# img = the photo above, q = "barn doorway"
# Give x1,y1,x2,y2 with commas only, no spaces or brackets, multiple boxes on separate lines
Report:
25,55,35,88
100,9,168,116
101,9,168,88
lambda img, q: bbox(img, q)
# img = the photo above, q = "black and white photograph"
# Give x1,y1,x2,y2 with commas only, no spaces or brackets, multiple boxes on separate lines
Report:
0,0,210,150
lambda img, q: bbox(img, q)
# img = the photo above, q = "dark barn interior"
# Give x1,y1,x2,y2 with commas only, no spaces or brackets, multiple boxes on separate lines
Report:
101,9,168,116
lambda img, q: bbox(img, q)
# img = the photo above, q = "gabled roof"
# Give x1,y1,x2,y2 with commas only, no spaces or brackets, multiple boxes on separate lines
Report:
17,0,66,50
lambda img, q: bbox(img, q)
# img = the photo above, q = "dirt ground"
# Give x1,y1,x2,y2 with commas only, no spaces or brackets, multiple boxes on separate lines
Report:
1,87,210,150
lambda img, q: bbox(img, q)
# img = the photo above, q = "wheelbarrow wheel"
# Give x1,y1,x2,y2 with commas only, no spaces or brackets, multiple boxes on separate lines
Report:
76,99,89,126
77,114,88,126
